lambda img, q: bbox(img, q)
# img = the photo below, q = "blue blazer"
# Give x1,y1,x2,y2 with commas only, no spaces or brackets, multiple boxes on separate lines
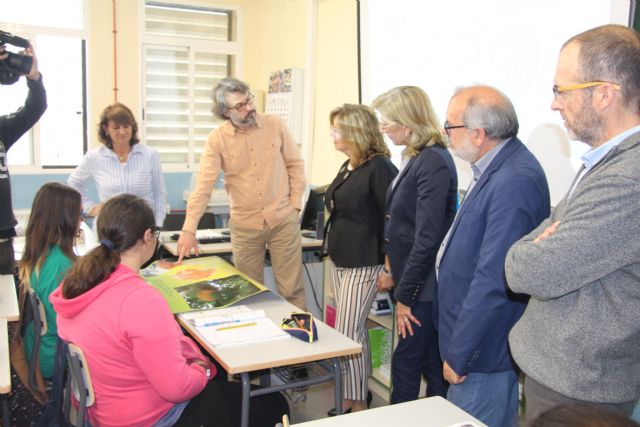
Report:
435,137,550,375
384,145,457,305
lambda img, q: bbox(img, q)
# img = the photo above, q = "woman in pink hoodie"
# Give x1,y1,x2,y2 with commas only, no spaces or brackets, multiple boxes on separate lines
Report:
50,194,286,427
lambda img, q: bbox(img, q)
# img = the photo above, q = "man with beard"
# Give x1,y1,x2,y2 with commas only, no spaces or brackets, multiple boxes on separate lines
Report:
434,85,550,426
506,24,640,422
177,77,307,310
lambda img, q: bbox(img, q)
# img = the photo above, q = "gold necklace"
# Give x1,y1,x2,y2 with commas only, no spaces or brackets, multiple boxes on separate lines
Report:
116,150,129,161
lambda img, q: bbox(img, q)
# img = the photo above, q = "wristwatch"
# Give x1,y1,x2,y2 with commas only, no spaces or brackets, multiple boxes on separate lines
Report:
205,367,211,380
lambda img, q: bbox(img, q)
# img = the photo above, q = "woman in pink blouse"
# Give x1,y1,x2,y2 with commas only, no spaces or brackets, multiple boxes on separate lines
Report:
51,194,287,427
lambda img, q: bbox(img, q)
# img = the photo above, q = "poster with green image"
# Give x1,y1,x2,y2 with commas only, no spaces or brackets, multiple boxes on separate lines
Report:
141,256,268,313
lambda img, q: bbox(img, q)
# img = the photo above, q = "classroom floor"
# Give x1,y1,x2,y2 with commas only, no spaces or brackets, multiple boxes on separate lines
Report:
286,382,386,424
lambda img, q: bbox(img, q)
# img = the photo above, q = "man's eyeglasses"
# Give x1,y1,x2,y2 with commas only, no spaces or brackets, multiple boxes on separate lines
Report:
443,120,466,137
152,226,161,238
552,81,620,98
229,93,255,112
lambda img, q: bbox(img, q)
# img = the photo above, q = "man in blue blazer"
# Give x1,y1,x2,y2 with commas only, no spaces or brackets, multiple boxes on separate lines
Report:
434,86,550,427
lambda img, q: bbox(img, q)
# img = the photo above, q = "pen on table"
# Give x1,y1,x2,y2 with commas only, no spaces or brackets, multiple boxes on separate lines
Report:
216,322,257,331
196,315,263,327
196,319,238,327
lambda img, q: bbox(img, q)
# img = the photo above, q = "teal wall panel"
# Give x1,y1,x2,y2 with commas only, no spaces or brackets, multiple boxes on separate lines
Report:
11,171,195,212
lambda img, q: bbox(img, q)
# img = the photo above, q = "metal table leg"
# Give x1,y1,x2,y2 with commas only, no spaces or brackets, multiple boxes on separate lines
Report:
260,369,271,387
2,398,9,427
241,372,251,427
331,357,343,415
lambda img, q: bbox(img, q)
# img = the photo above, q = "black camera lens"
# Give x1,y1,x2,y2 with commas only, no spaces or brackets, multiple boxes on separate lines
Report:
0,30,33,84
1,51,33,75
0,30,30,48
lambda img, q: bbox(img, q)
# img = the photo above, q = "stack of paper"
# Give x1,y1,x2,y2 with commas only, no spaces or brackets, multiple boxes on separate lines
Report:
182,305,265,327
187,305,290,347
378,362,391,382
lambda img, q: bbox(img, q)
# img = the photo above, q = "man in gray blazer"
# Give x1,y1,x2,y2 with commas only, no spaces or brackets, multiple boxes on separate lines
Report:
505,24,640,422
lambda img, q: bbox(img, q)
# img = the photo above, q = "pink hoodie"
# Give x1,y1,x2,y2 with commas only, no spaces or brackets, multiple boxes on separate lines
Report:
50,264,211,427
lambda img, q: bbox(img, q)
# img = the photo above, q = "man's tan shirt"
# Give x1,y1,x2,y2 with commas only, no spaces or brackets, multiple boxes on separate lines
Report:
183,113,306,232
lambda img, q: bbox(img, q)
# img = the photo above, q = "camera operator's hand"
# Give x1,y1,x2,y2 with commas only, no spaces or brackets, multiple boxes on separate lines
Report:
23,44,40,81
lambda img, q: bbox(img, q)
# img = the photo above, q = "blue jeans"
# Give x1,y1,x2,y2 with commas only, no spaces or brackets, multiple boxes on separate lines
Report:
391,301,448,403
447,370,519,427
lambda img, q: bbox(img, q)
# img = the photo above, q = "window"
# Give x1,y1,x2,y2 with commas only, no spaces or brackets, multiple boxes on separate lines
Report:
142,1,241,168
1,0,87,169
2,0,84,30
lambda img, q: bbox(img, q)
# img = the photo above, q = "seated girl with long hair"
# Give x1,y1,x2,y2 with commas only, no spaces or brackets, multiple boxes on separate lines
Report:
50,194,287,427
20,182,81,380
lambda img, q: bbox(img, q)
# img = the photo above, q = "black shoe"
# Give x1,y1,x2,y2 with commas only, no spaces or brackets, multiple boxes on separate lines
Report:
289,366,309,392
327,391,372,416
327,407,351,417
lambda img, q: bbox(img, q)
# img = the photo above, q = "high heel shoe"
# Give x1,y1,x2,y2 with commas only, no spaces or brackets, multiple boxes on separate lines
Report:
327,391,372,417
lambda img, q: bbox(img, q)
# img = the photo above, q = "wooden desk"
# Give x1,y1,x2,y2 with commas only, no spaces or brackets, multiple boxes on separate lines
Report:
178,290,361,427
0,275,20,321
160,229,323,257
291,396,487,427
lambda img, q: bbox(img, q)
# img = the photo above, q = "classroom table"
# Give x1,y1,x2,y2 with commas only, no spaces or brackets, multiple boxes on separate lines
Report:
159,229,323,257
291,396,488,427
0,273,20,426
0,317,10,427
160,229,326,319
13,235,98,261
0,275,20,321
177,287,361,427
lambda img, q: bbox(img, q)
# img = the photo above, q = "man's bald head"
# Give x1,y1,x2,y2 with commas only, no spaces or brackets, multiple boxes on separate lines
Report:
450,85,519,141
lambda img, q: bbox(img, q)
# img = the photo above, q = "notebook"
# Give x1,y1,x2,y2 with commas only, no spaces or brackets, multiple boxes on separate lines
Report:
192,307,290,347
182,305,262,327
197,317,290,347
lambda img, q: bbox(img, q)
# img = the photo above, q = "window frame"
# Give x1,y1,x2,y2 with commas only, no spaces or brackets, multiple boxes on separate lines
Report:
1,1,89,173
140,0,243,171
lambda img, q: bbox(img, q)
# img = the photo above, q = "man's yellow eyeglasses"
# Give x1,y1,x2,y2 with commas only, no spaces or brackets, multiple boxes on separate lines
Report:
552,81,620,97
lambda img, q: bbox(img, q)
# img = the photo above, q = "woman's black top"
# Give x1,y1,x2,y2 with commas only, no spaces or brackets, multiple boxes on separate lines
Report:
324,155,398,268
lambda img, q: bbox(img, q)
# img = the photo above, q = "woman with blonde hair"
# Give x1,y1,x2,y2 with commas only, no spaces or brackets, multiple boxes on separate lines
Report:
324,104,398,415
372,86,457,403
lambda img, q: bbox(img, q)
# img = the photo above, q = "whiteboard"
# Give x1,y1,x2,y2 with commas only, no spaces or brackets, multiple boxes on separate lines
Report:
359,0,630,204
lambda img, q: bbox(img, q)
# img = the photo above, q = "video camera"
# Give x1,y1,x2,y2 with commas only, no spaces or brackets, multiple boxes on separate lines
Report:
0,30,33,85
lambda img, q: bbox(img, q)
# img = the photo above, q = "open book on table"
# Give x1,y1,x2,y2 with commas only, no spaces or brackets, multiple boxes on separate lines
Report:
182,305,290,347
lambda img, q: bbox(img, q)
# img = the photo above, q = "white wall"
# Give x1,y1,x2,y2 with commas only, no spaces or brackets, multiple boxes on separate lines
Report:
360,0,630,205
